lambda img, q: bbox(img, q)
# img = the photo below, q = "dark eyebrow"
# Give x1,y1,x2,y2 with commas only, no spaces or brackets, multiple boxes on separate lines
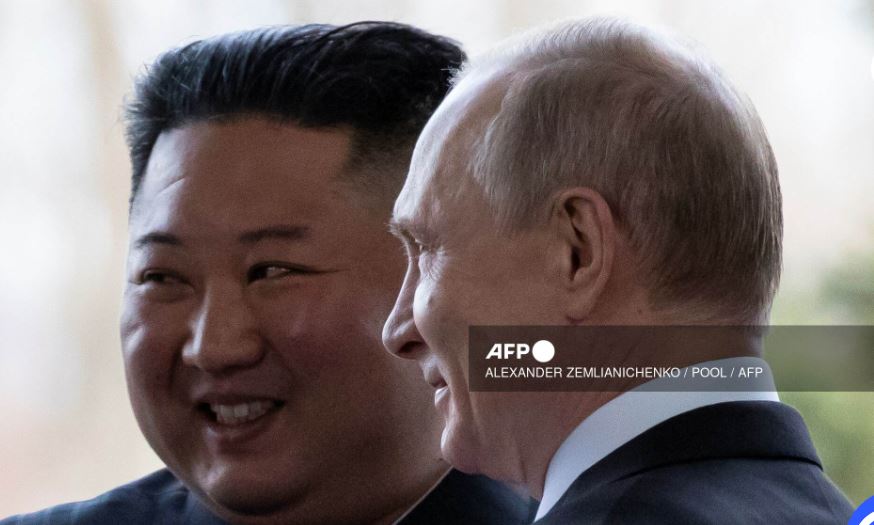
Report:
238,225,311,244
133,232,182,249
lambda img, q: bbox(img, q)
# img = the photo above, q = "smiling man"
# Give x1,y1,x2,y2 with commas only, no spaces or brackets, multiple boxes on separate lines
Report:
2,22,528,525
383,18,854,524
122,122,431,524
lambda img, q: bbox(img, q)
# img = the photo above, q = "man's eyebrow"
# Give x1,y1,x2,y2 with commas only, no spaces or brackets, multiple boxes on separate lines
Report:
387,219,409,239
238,225,311,244
133,232,182,249
388,218,422,241
388,218,434,245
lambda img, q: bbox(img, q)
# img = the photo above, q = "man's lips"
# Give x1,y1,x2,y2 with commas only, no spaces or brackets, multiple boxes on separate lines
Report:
201,399,282,425
423,368,447,389
192,390,286,426
428,372,450,414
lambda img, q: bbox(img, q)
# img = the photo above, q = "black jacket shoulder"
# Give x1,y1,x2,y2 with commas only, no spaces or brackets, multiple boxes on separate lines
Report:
536,402,853,525
0,470,225,525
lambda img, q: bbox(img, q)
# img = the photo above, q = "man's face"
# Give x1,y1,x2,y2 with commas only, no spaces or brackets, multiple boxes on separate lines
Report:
383,74,563,478
121,119,442,524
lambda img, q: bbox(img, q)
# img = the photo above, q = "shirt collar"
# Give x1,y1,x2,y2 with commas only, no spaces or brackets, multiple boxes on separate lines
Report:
534,356,780,521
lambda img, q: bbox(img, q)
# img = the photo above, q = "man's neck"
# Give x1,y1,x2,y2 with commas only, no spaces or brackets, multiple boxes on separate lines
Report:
500,390,620,500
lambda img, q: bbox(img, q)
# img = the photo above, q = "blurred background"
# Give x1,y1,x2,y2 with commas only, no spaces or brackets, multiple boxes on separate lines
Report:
0,0,872,516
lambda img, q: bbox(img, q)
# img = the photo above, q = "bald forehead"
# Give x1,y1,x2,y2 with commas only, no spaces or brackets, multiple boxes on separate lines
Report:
395,69,511,221
428,67,511,174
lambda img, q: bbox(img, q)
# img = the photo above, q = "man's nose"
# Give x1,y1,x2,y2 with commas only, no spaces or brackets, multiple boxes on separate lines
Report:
382,268,424,360
182,286,263,373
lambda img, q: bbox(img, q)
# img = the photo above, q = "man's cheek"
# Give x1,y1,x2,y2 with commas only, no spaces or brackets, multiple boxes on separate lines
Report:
270,324,349,373
412,268,447,318
412,289,441,346
122,315,183,388
120,313,150,365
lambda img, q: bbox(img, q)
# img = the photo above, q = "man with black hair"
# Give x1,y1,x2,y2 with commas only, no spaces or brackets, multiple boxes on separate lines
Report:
2,22,528,525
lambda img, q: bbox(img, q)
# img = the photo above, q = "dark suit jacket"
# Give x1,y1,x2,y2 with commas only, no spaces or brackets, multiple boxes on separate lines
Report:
2,468,528,525
535,401,853,524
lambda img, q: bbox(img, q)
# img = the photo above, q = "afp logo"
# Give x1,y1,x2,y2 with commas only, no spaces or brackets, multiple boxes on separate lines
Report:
485,339,556,363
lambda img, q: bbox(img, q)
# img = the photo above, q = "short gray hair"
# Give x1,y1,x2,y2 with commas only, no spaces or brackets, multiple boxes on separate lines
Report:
465,17,782,323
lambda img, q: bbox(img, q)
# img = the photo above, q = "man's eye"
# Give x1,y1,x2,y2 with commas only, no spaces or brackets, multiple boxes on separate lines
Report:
247,264,311,283
405,238,427,257
140,270,183,285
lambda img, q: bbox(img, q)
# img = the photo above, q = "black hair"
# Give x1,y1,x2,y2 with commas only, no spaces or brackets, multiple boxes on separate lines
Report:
124,21,465,206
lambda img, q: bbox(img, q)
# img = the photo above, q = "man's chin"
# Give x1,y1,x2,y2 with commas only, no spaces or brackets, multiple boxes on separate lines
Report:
440,420,483,475
211,499,288,522
192,468,306,521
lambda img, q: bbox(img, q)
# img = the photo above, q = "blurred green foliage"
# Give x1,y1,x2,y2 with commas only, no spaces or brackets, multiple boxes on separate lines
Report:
774,239,874,504
781,392,874,504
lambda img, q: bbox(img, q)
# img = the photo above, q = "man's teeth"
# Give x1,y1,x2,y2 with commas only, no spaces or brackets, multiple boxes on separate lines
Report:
209,401,275,425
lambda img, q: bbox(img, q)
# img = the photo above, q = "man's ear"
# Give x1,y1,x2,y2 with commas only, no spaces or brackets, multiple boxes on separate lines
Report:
550,188,616,321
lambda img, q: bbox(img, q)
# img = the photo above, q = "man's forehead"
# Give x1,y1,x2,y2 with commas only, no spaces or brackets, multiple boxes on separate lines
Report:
137,121,352,191
393,68,511,231
130,120,356,239
422,67,511,166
